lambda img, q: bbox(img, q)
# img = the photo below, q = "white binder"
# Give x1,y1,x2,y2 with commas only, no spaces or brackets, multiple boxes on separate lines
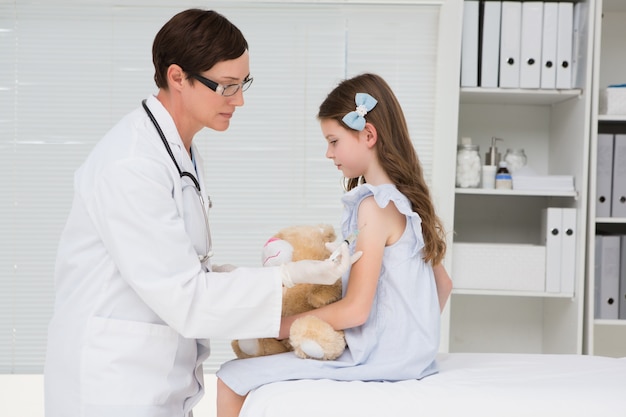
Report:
519,2,543,89
595,235,620,320
571,1,589,89
461,0,480,87
596,134,614,218
612,134,626,218
499,1,522,88
540,2,558,89
560,208,577,295
555,2,573,89
542,208,562,293
617,235,626,320
480,1,501,88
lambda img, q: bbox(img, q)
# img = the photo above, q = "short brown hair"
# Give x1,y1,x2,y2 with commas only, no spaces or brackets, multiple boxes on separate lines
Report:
152,9,249,89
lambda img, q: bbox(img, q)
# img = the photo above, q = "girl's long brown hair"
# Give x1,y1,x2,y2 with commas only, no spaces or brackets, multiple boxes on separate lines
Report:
318,73,446,265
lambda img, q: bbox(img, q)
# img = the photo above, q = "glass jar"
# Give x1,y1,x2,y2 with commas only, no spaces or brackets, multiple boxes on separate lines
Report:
456,144,481,188
504,148,527,173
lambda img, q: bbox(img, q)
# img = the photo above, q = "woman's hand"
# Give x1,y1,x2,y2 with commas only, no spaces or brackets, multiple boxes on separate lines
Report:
279,242,362,287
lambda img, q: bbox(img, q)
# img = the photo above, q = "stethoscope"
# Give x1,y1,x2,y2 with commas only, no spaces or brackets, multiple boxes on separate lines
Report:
142,99,213,262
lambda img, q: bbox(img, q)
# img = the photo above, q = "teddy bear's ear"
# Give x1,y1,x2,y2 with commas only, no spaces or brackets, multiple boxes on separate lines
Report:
318,224,336,243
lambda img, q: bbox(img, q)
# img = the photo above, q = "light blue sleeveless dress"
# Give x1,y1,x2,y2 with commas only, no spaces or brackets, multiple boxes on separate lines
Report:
217,184,441,395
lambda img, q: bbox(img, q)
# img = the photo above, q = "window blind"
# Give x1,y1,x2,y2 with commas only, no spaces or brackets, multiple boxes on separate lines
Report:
0,1,441,374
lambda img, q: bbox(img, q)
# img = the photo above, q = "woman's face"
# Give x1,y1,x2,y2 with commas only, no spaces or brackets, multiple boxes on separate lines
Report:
183,51,251,132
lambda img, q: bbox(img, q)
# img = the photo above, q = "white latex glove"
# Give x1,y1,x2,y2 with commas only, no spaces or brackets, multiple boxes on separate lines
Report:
324,240,342,253
280,242,362,288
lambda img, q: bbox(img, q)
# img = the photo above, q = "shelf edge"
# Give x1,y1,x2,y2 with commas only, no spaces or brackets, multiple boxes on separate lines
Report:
455,188,578,198
452,289,575,298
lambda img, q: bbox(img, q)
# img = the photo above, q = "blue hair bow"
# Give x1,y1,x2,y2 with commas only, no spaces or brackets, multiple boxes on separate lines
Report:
341,93,377,131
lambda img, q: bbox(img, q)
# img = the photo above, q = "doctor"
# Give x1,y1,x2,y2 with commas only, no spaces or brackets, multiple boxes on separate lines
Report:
44,9,358,417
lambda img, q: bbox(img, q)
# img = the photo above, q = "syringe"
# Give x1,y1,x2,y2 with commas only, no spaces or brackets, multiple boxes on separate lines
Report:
329,225,364,262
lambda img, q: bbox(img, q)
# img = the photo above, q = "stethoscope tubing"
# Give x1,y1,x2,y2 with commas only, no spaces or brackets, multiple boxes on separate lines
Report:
142,99,213,261
142,100,202,192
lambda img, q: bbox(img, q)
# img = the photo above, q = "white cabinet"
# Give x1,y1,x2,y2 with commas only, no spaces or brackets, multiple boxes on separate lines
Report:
585,0,626,357
448,0,595,354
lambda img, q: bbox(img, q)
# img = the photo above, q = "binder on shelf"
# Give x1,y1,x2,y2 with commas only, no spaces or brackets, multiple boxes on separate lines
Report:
571,1,589,89
519,2,543,89
612,134,626,218
620,236,626,320
461,0,480,87
540,207,577,294
555,2,573,89
542,208,562,293
594,235,620,320
540,2,558,89
479,0,501,88
499,1,522,88
596,134,614,218
560,208,577,295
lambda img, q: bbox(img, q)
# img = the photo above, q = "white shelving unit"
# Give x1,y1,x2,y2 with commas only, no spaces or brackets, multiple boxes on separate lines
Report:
449,0,595,354
585,0,626,357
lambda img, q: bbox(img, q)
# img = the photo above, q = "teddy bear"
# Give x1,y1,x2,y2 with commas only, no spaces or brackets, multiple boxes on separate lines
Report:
231,224,346,360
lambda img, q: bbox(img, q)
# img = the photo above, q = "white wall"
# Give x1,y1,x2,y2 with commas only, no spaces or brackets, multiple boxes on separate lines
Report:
0,374,218,417
0,375,45,417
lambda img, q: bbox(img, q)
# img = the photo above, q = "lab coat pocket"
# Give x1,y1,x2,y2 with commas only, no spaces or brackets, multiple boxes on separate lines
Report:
81,316,179,406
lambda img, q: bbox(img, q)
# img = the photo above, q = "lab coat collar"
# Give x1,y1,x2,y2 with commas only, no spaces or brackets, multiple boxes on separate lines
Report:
143,95,198,180
192,145,207,195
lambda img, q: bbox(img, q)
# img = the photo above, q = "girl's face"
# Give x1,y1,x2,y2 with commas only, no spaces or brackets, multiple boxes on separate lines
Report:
321,119,372,179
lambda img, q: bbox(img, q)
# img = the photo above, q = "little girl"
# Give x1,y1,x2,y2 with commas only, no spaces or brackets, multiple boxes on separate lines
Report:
216,73,452,416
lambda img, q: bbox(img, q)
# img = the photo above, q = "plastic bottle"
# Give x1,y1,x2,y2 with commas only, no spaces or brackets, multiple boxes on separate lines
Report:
495,161,512,190
485,137,503,166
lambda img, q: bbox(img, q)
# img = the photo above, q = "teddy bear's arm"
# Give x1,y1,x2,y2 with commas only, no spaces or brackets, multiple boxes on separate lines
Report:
231,338,292,359
306,280,342,308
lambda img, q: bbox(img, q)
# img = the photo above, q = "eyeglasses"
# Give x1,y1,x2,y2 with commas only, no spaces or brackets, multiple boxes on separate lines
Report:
190,73,253,97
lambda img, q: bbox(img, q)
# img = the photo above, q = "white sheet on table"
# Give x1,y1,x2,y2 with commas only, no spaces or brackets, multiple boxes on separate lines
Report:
239,352,626,417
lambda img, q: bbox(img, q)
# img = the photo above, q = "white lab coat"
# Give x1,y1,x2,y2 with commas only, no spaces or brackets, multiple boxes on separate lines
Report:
44,95,283,417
